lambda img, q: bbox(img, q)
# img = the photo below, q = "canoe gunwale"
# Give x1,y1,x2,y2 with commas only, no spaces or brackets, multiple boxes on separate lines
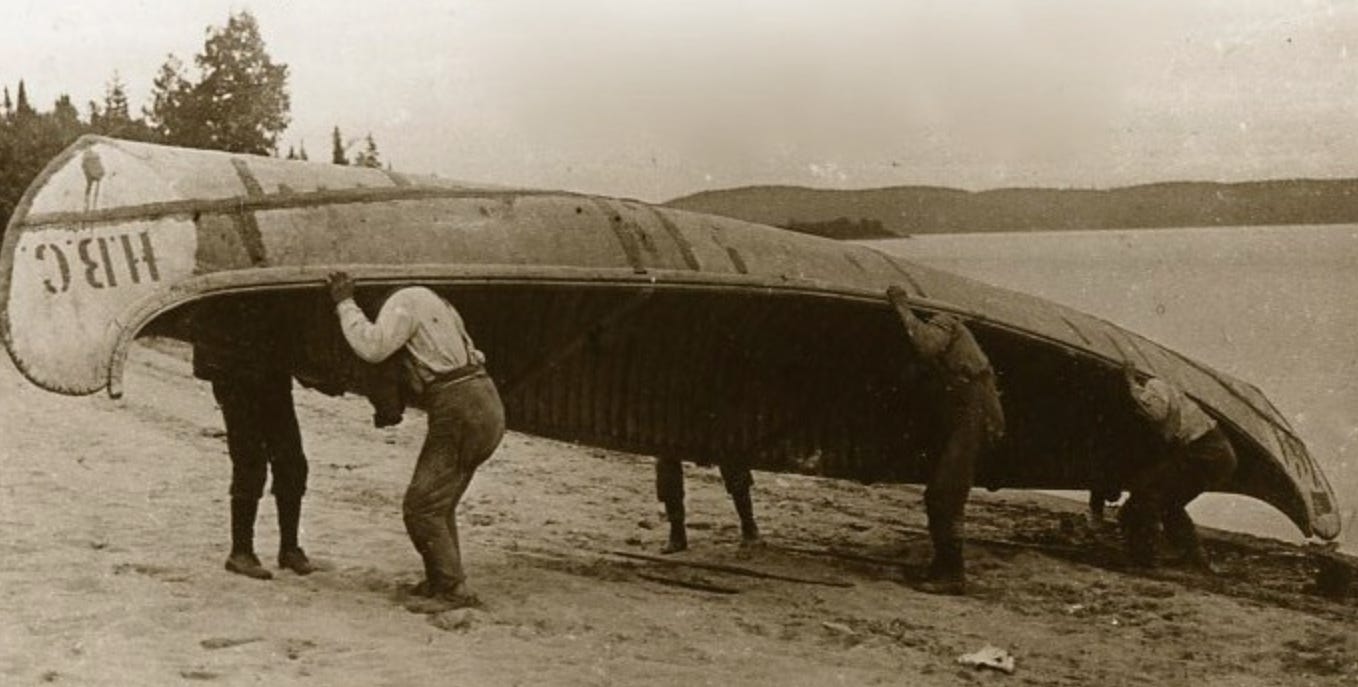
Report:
92,262,1334,540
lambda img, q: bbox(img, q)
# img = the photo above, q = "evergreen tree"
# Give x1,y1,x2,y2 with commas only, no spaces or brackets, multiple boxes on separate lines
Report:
147,10,290,154
103,72,131,125
15,80,34,118
2,87,11,119
331,126,347,165
90,72,156,141
146,55,201,142
51,95,81,131
286,145,297,160
353,133,382,168
298,141,308,161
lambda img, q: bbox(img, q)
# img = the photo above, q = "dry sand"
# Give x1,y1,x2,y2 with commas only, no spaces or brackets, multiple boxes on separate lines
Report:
2,342,1355,686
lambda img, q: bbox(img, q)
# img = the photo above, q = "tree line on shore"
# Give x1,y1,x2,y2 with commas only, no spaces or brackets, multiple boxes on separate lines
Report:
668,180,1358,238
0,10,382,235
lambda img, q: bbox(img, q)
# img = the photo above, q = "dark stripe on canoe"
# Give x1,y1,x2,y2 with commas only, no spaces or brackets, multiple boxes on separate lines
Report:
590,198,647,275
844,252,868,274
1057,315,1094,346
649,207,702,271
726,247,749,275
879,254,927,297
230,159,265,198
1102,330,1131,362
232,211,268,266
1119,331,1158,370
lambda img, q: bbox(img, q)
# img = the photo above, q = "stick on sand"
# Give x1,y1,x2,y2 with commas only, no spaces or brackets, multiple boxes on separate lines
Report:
609,550,853,588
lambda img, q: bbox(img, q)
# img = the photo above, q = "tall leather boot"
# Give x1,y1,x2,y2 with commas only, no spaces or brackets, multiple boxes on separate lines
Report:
276,494,316,575
1162,507,1213,573
1118,501,1158,569
731,488,761,545
661,499,688,554
918,531,966,595
918,499,972,594
226,498,272,580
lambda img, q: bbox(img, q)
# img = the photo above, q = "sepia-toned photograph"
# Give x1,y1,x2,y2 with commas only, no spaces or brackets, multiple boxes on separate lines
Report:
1,2,1355,685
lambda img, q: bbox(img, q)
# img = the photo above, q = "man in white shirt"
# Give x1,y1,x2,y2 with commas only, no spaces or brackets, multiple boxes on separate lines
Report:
327,272,505,612
1120,366,1237,571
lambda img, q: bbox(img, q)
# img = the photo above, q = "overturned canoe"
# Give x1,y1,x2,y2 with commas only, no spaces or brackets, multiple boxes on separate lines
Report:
0,136,1341,540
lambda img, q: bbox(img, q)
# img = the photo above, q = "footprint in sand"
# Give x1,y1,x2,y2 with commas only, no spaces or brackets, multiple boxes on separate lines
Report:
113,562,191,583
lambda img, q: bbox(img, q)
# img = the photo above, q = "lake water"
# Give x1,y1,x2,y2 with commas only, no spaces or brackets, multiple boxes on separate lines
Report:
865,224,1358,548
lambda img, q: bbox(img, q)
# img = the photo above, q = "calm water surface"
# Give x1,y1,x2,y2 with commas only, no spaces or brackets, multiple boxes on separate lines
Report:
865,224,1358,548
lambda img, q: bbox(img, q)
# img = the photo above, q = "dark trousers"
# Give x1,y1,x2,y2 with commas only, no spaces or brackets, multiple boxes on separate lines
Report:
655,456,753,505
1122,428,1237,547
924,375,1002,543
212,372,307,501
403,372,505,588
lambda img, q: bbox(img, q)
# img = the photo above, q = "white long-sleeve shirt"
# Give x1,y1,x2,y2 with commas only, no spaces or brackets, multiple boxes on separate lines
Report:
336,287,481,385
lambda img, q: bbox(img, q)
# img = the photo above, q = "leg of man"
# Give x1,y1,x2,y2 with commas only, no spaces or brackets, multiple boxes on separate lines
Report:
918,380,984,595
719,461,759,545
214,376,273,580
1159,430,1237,572
403,375,505,610
440,379,505,581
1119,454,1179,569
655,456,687,553
257,373,315,575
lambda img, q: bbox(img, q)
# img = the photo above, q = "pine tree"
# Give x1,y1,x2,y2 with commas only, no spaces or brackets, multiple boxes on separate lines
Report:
354,133,382,168
147,10,289,154
298,141,308,161
15,80,34,118
103,72,131,125
331,126,347,165
51,95,81,130
2,87,11,119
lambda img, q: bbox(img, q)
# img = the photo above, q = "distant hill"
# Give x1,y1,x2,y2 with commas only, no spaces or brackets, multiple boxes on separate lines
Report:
664,179,1358,237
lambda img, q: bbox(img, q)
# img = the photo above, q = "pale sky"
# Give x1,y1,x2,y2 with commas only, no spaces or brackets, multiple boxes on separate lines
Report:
4,0,1357,202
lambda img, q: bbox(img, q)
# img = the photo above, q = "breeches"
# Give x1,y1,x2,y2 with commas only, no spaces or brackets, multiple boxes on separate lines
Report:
924,378,1000,540
212,373,307,501
655,456,754,503
403,373,506,586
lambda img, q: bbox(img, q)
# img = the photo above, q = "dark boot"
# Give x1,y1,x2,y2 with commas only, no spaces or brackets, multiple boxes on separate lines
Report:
661,499,688,554
409,558,440,597
275,495,316,575
1163,507,1214,573
404,578,483,614
731,489,761,546
1119,502,1157,569
226,498,272,580
918,538,966,595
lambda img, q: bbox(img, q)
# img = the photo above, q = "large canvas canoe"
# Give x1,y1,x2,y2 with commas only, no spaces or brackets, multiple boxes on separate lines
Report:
0,136,1340,540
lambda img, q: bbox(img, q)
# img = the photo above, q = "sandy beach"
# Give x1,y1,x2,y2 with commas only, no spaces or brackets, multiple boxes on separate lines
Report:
2,340,1355,686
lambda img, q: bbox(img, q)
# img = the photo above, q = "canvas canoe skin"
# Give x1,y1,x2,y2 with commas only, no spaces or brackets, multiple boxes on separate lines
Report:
0,136,1339,540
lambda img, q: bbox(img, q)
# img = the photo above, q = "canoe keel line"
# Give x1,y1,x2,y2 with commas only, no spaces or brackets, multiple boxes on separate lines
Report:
0,137,1340,540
